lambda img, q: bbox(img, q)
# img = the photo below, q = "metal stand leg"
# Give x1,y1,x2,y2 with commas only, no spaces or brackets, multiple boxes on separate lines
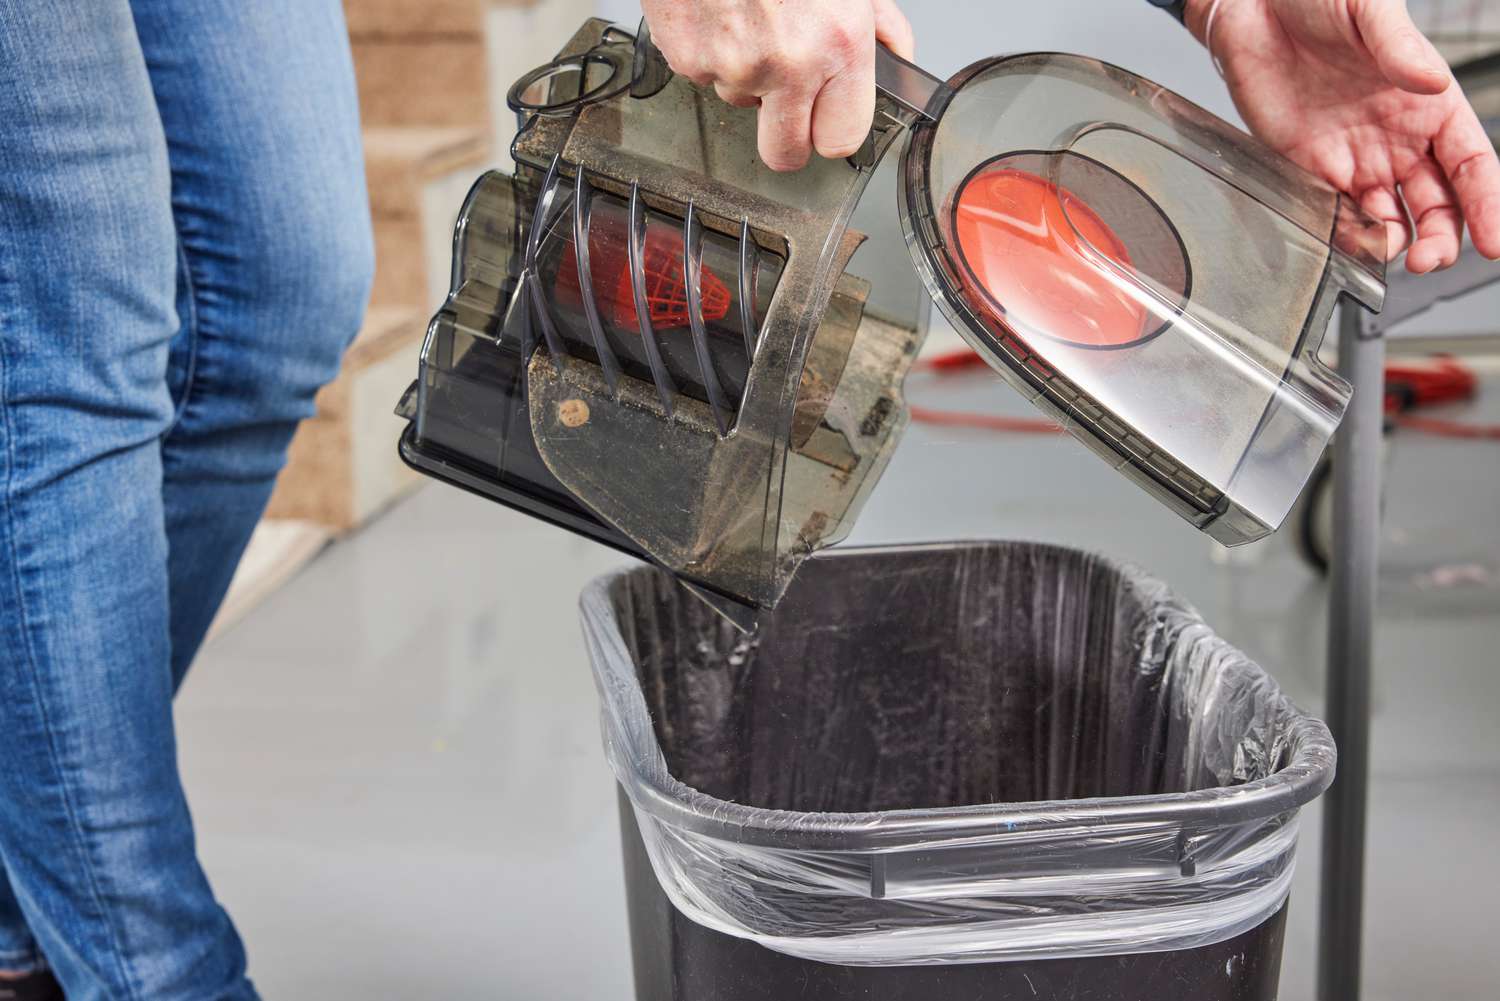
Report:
1317,307,1384,1001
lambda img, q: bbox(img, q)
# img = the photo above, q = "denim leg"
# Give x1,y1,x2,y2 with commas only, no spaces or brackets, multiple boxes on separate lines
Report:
0,868,43,975
0,2,255,999
129,0,375,686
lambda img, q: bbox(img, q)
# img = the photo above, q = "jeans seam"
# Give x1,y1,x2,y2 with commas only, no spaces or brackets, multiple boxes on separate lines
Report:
162,235,201,438
0,277,145,1001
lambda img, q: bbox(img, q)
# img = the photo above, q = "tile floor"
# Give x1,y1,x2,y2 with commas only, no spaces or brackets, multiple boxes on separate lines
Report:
180,354,1500,1000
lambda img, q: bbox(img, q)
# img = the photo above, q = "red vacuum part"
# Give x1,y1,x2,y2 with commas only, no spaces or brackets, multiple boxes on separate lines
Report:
953,163,1148,349
1383,357,1500,440
1383,358,1477,413
555,213,731,331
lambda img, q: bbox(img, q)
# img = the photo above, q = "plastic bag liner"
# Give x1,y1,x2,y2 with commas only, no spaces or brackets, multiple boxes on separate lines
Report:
579,541,1335,966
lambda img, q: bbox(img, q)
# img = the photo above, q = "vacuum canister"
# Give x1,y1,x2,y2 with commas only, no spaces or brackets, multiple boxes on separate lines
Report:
396,20,1388,620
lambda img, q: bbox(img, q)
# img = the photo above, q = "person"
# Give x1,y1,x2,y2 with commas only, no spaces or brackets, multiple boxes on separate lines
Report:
643,0,1500,274
1,1,1495,999
0,2,371,999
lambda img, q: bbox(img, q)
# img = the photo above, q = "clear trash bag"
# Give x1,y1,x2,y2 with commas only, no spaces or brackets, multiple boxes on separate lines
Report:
580,541,1335,965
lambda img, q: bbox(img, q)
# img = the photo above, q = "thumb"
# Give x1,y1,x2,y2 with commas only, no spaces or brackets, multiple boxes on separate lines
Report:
1352,0,1450,95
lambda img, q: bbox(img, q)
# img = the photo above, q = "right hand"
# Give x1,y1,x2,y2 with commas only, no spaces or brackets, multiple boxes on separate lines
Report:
1190,0,1500,272
640,0,915,172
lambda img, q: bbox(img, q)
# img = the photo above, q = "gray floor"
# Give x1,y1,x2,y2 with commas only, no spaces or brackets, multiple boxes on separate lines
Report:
180,361,1500,1000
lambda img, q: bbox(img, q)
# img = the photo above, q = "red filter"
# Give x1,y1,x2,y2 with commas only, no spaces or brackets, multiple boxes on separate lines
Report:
624,227,731,329
555,210,731,331
953,161,1150,349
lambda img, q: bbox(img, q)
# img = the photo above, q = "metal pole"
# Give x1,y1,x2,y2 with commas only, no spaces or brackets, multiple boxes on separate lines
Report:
1317,305,1384,1001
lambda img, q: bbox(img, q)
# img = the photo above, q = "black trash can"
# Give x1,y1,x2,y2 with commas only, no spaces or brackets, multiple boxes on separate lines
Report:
580,542,1335,1001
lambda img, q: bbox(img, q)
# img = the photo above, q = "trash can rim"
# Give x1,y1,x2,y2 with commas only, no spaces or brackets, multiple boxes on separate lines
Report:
582,540,1337,854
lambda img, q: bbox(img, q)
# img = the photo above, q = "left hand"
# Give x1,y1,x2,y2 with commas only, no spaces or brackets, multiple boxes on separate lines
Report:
1188,0,1500,273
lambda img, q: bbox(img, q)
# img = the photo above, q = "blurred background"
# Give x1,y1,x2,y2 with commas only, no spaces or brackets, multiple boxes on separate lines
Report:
179,1,1500,998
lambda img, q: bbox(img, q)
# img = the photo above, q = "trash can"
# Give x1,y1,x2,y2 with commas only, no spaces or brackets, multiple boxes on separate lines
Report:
580,542,1335,1001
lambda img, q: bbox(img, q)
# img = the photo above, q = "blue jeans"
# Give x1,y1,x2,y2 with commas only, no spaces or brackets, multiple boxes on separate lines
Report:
0,0,373,997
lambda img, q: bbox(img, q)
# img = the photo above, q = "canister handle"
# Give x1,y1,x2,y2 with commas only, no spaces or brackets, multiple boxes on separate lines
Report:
632,18,950,123
630,18,675,99
875,45,951,123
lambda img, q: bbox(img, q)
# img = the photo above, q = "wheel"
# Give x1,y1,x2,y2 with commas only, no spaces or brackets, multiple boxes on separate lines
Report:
1295,452,1335,575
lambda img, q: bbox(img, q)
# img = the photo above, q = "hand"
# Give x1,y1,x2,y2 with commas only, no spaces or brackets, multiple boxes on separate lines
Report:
1188,0,1500,273
640,0,914,171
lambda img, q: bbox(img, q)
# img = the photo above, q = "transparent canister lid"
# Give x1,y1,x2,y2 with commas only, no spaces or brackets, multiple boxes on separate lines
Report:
899,53,1387,544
